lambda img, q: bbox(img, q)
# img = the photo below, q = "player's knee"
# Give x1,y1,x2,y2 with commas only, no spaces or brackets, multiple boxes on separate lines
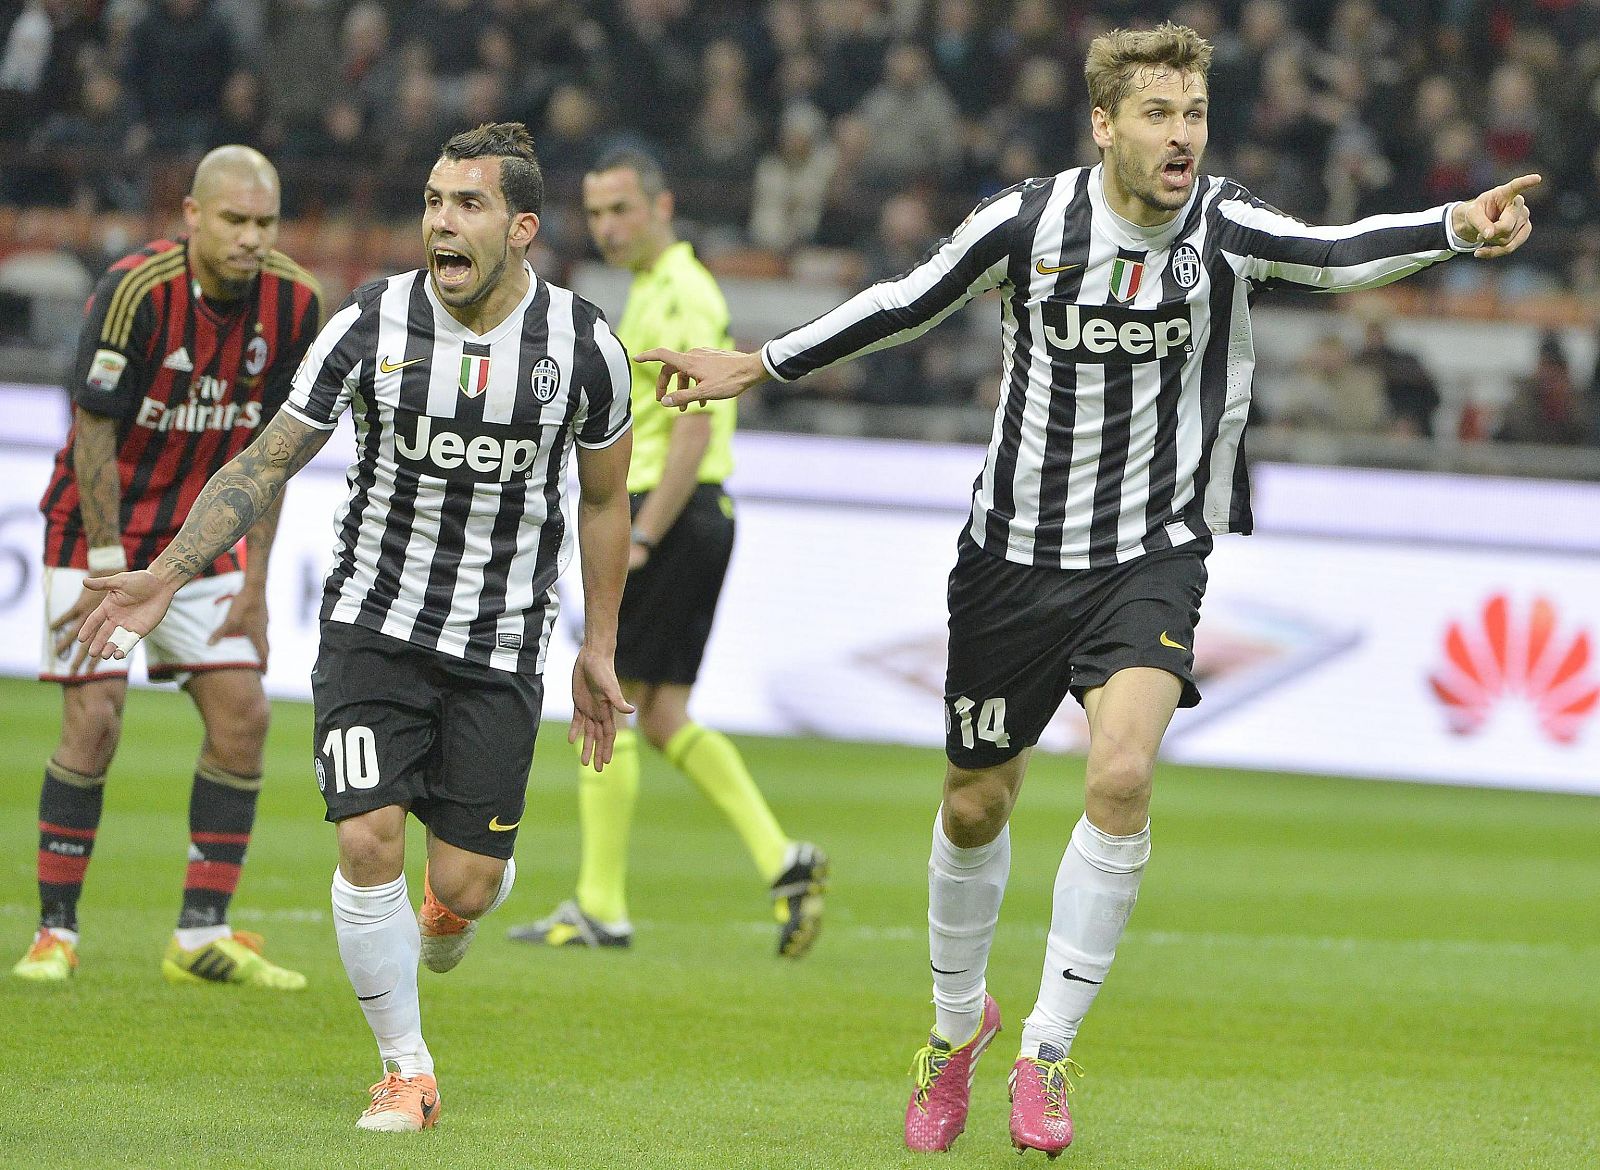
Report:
635,708,676,752
336,815,406,885
1085,735,1156,808
206,692,270,771
59,685,125,772
941,767,1017,846
428,866,500,919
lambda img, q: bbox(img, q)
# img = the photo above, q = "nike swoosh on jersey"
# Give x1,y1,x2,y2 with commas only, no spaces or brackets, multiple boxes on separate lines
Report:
488,815,521,832
1036,260,1082,275
378,355,427,374
1159,631,1188,650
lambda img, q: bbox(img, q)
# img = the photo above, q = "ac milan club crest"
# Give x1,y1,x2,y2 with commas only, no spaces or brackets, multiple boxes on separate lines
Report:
459,353,491,399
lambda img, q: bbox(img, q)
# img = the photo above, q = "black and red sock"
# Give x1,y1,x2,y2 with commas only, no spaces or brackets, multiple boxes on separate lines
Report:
178,764,262,929
37,760,107,932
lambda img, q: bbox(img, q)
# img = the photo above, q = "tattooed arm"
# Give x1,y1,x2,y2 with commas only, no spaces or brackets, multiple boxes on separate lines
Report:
76,410,331,661
50,411,128,663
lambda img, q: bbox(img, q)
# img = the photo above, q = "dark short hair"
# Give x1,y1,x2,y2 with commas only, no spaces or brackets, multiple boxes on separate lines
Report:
439,122,544,216
589,147,667,199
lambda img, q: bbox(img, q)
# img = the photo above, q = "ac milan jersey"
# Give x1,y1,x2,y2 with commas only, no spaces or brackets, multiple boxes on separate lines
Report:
762,165,1476,569
40,238,322,575
284,264,632,675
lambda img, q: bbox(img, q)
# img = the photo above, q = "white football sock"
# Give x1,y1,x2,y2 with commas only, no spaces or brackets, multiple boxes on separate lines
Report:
174,924,231,950
332,869,433,1077
482,857,517,918
928,808,1011,1045
1020,814,1150,1060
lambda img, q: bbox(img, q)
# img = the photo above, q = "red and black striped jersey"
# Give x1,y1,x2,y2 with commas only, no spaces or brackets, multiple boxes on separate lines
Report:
40,238,323,575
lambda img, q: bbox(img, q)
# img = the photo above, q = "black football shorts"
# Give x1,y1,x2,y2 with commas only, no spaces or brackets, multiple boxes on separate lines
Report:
311,620,543,860
616,483,735,686
943,534,1210,769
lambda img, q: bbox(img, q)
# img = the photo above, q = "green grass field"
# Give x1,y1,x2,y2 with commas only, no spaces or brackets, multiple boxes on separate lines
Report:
2,674,1597,1169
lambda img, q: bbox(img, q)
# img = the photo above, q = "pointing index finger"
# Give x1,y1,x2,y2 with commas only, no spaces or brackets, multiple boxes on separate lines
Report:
1500,173,1541,201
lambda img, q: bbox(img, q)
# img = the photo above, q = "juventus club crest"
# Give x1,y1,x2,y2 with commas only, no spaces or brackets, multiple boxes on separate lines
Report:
1170,243,1201,290
530,356,561,402
1109,257,1144,302
459,353,491,399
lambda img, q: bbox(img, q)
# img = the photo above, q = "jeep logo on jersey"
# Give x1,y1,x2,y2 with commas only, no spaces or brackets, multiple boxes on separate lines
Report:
393,412,545,483
1041,301,1192,364
530,356,561,402
459,353,491,399
1170,243,1202,290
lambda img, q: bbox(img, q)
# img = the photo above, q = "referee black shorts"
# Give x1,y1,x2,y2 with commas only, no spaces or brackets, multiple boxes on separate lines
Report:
311,620,543,860
616,482,734,686
943,534,1210,769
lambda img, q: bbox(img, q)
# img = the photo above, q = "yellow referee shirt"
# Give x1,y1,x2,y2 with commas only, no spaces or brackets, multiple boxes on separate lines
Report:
617,241,736,495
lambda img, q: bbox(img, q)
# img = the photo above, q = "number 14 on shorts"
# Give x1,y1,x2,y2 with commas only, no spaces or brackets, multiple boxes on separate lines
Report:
951,696,1010,750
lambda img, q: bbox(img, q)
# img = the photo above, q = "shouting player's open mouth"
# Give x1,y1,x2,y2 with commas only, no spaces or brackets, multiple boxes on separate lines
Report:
1160,155,1194,192
432,247,474,291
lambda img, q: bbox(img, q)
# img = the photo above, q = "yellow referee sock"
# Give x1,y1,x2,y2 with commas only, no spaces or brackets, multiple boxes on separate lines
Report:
664,724,789,882
574,728,638,926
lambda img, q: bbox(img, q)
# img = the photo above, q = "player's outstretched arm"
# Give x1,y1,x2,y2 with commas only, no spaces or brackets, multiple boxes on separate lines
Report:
77,410,332,661
637,346,770,409
1450,173,1540,258
570,433,637,770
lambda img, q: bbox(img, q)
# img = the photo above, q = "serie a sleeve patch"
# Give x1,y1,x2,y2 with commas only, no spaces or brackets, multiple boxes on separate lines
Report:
85,348,128,394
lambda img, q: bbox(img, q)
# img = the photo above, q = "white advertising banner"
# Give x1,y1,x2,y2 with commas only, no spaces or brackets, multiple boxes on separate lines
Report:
1,385,1595,794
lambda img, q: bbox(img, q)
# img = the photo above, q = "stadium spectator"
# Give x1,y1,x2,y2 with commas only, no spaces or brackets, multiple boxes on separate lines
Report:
205,68,276,153
927,0,1006,120
1269,333,1390,434
511,148,828,957
13,145,321,992
854,41,962,190
0,0,94,146
336,0,402,128
123,0,236,153
748,100,837,252
813,0,888,119
261,0,340,142
70,121,637,1136
1357,321,1443,438
21,63,143,211
638,21,1538,1158
1497,329,1590,445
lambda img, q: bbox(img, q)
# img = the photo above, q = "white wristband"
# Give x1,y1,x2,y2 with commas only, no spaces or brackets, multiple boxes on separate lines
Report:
87,545,128,574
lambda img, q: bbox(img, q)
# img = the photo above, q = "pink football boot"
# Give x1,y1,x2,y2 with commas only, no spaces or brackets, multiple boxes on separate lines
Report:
1008,1043,1082,1158
903,994,1002,1152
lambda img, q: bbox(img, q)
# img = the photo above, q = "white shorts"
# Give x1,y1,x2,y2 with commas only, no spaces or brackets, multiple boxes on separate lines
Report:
40,567,264,685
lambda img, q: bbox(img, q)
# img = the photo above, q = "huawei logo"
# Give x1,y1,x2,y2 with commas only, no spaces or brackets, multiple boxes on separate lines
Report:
1428,594,1598,744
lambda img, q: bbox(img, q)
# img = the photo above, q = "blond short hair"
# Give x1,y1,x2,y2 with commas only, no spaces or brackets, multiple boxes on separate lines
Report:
1084,22,1213,117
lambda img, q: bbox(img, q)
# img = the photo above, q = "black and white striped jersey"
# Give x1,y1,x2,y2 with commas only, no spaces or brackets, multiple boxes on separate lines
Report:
762,164,1475,569
285,263,631,673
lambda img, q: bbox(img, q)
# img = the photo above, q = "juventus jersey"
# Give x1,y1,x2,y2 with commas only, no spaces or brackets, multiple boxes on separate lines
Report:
763,165,1475,569
285,264,632,674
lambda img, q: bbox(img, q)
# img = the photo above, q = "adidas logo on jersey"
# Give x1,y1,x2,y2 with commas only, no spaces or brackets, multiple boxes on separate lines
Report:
162,347,194,372
394,413,544,483
1041,301,1192,364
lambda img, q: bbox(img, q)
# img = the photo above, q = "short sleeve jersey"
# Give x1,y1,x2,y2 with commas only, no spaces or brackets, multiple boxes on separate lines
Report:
39,239,322,574
616,241,735,495
284,263,632,674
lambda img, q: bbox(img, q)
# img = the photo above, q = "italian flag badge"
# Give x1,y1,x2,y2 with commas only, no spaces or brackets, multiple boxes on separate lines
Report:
1109,258,1144,302
459,353,491,399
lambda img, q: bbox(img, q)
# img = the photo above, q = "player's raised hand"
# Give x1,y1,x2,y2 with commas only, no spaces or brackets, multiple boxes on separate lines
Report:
77,570,181,661
1452,173,1540,258
636,347,769,410
569,646,635,770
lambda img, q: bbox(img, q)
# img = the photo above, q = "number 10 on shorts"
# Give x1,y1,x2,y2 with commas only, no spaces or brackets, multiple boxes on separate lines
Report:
320,726,382,792
952,696,1010,750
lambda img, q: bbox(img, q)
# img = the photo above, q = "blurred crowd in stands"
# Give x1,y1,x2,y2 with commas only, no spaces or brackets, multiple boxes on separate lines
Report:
2,0,1600,450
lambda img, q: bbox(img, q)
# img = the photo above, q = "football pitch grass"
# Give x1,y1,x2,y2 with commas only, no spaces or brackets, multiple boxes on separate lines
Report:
2,676,1596,1169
